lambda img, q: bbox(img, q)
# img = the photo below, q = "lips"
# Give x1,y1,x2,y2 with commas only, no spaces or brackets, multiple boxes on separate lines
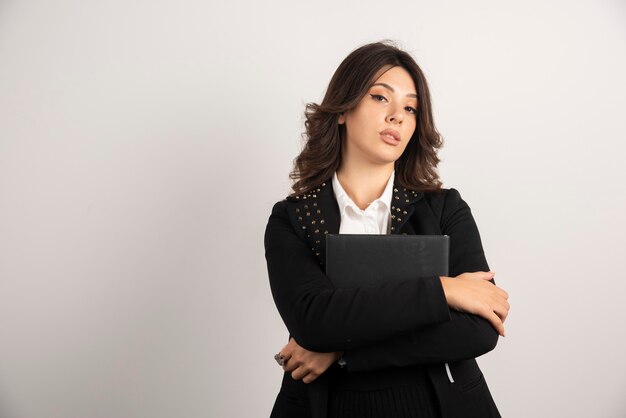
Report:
380,129,400,143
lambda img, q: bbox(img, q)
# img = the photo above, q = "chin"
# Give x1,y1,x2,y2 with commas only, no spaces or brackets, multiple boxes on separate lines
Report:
377,149,405,164
360,144,406,166
370,154,402,166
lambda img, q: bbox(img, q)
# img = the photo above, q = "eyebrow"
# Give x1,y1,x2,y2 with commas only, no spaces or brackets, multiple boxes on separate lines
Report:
370,83,418,99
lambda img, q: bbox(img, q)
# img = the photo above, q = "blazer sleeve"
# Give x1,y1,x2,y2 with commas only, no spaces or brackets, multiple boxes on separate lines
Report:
265,200,451,352
342,188,501,372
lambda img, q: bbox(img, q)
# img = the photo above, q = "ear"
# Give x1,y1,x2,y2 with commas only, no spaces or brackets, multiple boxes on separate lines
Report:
338,113,345,125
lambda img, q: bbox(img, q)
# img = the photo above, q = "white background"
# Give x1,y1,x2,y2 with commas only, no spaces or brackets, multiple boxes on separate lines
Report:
1,1,625,417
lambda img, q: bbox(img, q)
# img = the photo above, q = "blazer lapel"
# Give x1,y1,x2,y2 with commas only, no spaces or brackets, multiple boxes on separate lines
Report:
390,183,424,235
286,180,340,269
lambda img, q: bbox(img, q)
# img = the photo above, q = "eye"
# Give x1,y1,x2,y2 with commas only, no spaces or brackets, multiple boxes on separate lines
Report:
370,94,387,102
405,106,417,114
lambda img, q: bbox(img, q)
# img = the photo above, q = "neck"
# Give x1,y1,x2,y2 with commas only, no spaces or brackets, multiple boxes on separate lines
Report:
336,161,394,211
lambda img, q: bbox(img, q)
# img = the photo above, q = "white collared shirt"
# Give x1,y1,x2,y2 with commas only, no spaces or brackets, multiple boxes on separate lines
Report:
332,171,394,235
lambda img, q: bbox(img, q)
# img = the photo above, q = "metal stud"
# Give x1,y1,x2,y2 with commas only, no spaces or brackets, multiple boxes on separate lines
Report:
320,219,325,224
311,220,316,225
403,210,407,215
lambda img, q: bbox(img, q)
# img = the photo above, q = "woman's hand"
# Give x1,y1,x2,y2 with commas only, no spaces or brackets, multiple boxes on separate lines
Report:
440,271,510,337
278,338,342,384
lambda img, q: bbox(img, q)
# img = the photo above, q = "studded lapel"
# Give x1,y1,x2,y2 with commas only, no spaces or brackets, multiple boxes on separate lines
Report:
390,186,424,235
287,178,425,269
286,181,339,267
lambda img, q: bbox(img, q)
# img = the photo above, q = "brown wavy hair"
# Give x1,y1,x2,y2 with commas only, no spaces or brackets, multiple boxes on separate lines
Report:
289,40,444,196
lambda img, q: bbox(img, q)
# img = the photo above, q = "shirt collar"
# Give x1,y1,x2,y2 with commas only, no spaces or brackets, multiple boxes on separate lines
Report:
332,170,395,215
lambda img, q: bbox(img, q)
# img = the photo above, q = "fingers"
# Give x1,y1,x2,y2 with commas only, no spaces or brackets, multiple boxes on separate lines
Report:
302,374,318,384
290,365,308,381
282,356,297,372
477,271,496,281
474,271,511,327
493,284,509,300
486,283,510,326
291,360,330,383
476,271,510,304
287,359,321,383
485,309,505,337
280,343,337,384
496,297,511,322
292,365,321,383
477,272,509,301
279,342,291,359
490,283,510,324
493,303,509,324
281,340,307,373
278,338,296,370
471,285,507,336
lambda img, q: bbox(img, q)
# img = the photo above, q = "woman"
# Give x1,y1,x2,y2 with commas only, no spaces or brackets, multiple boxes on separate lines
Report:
264,41,510,418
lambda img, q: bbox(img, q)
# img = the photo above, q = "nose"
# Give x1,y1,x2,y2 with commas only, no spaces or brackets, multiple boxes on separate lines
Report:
386,106,403,125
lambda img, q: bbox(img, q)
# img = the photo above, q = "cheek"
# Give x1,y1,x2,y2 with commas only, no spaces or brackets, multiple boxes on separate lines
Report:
400,131,416,153
406,122,417,141
398,141,411,155
408,117,418,130
345,116,369,141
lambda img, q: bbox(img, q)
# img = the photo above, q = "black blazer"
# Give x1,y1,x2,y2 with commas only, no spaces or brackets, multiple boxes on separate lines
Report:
265,179,501,418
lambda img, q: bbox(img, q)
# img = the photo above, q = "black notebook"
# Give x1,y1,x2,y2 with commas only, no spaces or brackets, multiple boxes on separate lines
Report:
325,234,449,288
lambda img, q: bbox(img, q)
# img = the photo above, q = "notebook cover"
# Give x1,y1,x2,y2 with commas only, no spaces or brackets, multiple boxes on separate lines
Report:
325,234,449,288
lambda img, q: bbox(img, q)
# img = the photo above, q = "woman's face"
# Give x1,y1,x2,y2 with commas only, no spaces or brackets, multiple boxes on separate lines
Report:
338,65,418,168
